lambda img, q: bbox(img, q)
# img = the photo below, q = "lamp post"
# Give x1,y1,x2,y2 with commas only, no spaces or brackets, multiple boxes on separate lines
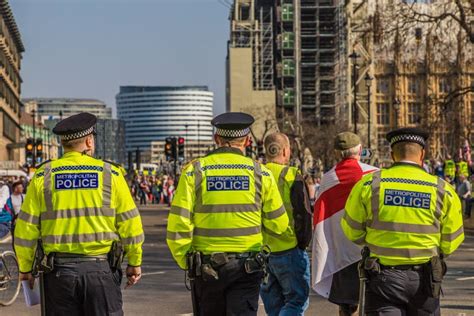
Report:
393,98,401,128
185,124,188,160
365,73,373,149
197,120,200,157
59,110,63,157
32,109,36,167
349,51,359,134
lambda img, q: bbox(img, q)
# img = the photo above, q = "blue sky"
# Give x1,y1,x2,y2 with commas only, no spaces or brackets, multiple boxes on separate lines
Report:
11,0,230,116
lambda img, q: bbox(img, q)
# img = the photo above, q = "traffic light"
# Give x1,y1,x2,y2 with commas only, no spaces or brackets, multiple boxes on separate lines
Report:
257,140,264,158
35,138,43,164
25,138,34,166
165,137,173,161
178,137,185,160
246,138,253,158
165,137,177,161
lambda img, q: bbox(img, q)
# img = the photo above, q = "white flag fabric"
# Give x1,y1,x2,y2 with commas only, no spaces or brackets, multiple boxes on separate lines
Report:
311,158,377,298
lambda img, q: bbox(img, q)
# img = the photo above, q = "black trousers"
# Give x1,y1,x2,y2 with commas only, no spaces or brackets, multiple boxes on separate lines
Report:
194,257,263,316
366,268,440,316
44,260,123,316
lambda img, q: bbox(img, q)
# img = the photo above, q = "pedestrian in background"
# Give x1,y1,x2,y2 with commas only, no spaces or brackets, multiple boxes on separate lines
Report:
260,132,313,316
167,112,288,316
139,176,149,205
457,174,471,219
342,127,464,315
312,132,377,316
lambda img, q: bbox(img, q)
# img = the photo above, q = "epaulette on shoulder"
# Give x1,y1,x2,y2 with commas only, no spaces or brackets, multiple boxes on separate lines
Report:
183,159,200,176
35,159,52,169
102,159,125,176
103,159,122,169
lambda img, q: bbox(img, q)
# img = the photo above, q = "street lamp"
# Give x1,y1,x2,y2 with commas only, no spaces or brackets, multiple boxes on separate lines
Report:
393,98,401,128
349,51,359,133
365,73,373,149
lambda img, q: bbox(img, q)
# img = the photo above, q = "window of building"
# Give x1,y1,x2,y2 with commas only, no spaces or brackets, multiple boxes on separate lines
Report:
471,101,474,125
407,102,422,124
377,102,390,125
377,132,390,154
3,112,17,142
439,78,451,94
407,77,420,94
376,78,390,94
240,5,250,20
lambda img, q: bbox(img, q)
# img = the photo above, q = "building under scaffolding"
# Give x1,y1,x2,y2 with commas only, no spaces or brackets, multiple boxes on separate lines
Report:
226,0,348,138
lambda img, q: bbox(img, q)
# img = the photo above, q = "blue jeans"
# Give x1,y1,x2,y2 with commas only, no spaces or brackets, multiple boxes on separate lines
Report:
260,247,310,316
0,223,10,239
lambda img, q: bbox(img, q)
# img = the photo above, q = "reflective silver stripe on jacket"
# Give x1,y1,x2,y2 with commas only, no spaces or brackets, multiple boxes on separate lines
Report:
370,170,443,234
194,226,261,237
42,231,119,244
277,166,290,197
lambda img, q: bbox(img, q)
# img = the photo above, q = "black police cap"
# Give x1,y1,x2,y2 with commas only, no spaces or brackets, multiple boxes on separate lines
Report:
53,112,97,141
211,112,255,138
386,127,429,148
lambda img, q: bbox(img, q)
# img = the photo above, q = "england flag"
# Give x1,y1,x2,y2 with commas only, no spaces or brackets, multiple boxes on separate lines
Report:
311,159,377,298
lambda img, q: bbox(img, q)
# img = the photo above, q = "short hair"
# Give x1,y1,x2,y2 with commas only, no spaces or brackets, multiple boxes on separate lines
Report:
61,135,89,149
12,181,23,190
215,134,247,147
340,144,362,159
392,142,423,159
264,133,290,159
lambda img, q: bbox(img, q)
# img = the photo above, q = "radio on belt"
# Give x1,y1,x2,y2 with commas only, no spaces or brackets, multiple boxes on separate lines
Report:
55,173,99,190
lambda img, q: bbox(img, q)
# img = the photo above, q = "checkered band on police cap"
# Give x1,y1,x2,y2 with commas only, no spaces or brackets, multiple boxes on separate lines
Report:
389,134,426,147
60,126,95,141
216,127,251,138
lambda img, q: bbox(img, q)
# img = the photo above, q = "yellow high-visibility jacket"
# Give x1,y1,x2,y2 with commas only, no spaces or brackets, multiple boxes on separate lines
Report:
14,151,144,273
444,160,456,178
167,147,289,269
456,161,469,177
342,162,464,266
263,162,298,252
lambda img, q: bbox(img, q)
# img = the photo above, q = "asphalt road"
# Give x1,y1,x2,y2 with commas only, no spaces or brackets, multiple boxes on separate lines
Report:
2,205,474,315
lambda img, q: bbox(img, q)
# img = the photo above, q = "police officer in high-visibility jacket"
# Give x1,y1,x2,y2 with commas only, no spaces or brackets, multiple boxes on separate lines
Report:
167,112,289,316
342,128,464,316
15,113,144,316
444,155,456,181
456,159,469,178
260,132,312,316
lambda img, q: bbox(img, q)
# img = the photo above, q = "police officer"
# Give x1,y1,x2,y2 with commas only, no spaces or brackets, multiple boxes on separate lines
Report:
15,113,145,315
444,154,456,181
166,112,289,316
260,132,312,316
342,128,464,315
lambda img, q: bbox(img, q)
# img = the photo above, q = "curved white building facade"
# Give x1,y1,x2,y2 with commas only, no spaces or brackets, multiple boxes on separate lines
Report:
116,86,214,152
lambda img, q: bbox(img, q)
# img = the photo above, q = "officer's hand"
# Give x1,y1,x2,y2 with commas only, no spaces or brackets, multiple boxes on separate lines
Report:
19,272,35,289
125,266,141,289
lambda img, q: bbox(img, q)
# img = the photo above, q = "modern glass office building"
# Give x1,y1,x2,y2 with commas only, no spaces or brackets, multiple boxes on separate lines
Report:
23,98,112,121
116,86,214,153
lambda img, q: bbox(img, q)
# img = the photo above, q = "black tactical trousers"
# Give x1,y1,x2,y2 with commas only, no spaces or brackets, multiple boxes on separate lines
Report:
366,268,440,316
194,257,264,316
44,260,123,316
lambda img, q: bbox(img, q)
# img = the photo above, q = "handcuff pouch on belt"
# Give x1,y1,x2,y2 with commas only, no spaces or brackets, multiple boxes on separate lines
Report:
244,246,271,275
107,241,124,285
32,240,54,277
426,255,447,299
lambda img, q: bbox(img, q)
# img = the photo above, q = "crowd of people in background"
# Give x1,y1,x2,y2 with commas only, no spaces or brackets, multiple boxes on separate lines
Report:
130,175,176,206
0,176,27,242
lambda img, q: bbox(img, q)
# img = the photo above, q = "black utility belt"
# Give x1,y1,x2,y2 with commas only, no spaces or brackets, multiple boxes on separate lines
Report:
380,263,426,271
201,252,256,263
53,253,108,264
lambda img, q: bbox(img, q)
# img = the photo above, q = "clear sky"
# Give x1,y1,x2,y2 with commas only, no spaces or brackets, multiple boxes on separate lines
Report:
11,0,231,117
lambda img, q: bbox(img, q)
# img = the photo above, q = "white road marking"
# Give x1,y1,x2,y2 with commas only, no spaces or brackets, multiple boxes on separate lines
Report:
177,314,193,316
142,271,166,276
456,276,474,281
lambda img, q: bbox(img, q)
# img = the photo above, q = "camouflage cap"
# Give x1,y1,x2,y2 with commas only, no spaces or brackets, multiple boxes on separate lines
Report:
334,132,361,150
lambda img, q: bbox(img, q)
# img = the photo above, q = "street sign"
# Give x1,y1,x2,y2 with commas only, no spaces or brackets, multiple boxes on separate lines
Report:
361,148,374,160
